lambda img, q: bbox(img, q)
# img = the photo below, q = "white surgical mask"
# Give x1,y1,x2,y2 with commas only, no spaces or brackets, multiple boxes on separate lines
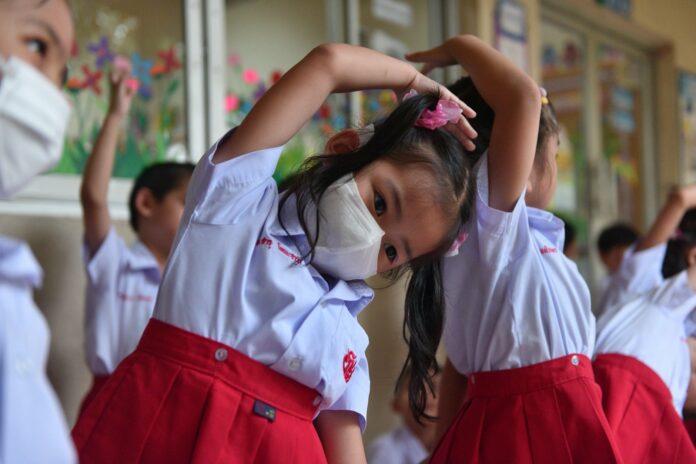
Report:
0,56,71,198
309,175,385,281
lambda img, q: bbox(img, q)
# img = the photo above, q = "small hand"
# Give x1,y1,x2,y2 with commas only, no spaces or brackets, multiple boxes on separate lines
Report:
403,71,477,151
108,59,136,119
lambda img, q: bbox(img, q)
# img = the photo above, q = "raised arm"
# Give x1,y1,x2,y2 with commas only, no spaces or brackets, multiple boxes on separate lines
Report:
407,35,541,211
215,43,476,164
636,185,696,252
80,64,135,254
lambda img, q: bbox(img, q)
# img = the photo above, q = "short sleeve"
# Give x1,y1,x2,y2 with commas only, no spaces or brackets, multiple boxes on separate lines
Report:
469,154,529,266
325,356,370,432
185,130,285,226
82,227,125,288
648,270,696,318
618,243,667,295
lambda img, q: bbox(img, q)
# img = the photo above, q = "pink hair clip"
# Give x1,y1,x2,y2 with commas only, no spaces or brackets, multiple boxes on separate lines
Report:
444,231,469,257
403,89,463,130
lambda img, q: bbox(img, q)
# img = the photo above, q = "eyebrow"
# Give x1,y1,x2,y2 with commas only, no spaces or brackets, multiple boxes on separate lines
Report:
384,179,412,261
23,17,67,60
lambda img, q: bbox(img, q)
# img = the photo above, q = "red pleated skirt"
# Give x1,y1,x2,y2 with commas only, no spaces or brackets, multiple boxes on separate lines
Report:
72,319,327,464
430,354,623,463
593,353,696,464
76,374,109,419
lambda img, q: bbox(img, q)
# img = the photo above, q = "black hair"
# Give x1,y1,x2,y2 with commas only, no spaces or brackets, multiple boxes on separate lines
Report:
663,208,696,278
128,161,195,232
597,222,638,254
446,77,560,170
279,92,476,422
561,216,577,254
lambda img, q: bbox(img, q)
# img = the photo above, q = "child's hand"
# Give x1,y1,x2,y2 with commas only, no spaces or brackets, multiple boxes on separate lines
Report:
405,43,459,76
403,71,478,151
107,59,136,119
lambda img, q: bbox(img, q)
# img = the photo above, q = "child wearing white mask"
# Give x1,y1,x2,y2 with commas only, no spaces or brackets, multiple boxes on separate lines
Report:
72,42,478,462
0,0,76,462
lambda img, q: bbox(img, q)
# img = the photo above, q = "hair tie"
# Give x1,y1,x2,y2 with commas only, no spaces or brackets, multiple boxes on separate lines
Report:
403,89,463,130
444,231,469,257
540,86,550,105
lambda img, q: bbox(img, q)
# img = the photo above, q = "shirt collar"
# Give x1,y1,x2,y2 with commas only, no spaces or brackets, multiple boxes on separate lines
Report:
0,235,42,287
125,240,161,275
527,207,565,249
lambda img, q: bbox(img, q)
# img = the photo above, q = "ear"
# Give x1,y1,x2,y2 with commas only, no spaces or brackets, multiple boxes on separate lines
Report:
135,188,156,220
390,398,400,413
687,246,696,267
324,129,360,155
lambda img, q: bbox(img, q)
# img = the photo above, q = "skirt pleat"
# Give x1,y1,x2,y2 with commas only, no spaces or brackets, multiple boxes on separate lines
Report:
430,354,623,464
593,354,696,464
72,319,327,464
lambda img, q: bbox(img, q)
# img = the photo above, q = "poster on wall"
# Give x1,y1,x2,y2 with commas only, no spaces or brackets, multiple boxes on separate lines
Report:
494,0,529,73
680,72,696,183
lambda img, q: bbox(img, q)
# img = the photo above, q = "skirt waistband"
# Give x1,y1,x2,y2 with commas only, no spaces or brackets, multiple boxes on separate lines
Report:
468,354,594,398
136,319,321,420
594,353,672,399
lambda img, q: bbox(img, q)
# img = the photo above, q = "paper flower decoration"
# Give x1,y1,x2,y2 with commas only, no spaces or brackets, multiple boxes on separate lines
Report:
87,36,114,68
242,68,259,84
131,53,154,99
113,55,131,72
224,94,239,112
65,76,84,92
81,65,103,95
253,83,267,100
270,70,283,84
227,53,240,67
157,47,182,74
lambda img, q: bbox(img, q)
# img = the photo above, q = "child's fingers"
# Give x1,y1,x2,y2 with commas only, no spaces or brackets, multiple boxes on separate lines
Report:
444,123,476,151
456,114,478,141
439,87,477,119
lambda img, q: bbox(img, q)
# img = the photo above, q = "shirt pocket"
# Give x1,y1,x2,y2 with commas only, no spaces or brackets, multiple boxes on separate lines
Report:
268,300,369,408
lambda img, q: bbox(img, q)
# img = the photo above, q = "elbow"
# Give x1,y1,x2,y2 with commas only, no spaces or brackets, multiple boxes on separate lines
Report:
307,43,344,80
79,186,105,211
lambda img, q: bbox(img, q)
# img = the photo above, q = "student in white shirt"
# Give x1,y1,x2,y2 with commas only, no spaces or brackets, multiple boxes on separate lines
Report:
72,41,480,462
367,368,440,464
77,61,194,415
598,187,696,316
411,38,623,462
0,0,76,462
594,213,696,462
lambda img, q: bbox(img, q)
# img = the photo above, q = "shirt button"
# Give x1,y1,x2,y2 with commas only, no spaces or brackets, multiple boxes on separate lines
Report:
571,355,580,366
214,348,228,362
313,396,322,407
288,357,303,371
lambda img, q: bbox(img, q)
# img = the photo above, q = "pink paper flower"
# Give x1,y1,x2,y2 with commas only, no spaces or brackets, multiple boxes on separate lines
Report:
113,55,131,72
242,68,259,84
224,94,239,112
227,53,240,67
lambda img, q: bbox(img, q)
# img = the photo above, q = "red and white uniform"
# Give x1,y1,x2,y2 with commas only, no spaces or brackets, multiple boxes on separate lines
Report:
72,130,373,463
594,270,696,463
431,154,621,463
79,227,160,415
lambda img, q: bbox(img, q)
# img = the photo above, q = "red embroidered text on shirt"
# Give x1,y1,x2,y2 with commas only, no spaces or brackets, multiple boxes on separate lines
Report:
255,236,303,264
343,351,357,382
540,246,557,255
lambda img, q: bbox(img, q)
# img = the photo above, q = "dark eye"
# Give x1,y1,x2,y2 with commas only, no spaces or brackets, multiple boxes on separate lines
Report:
374,192,386,215
384,244,397,262
26,38,48,57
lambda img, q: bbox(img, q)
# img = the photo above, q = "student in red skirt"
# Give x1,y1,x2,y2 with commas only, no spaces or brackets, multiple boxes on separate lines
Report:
594,209,696,462
72,42,481,463
402,36,624,462
77,60,194,416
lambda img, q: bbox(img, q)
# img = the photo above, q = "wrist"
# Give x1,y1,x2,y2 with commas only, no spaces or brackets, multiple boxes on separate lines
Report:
105,111,126,123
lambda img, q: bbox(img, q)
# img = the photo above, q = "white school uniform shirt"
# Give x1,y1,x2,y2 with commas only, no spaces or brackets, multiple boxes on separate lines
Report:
442,154,594,375
82,227,160,375
367,425,428,464
154,130,373,429
596,242,667,316
0,235,76,463
595,270,696,414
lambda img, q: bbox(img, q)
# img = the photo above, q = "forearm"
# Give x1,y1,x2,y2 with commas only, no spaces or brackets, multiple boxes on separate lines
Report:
80,113,123,207
638,188,693,252
434,358,468,445
314,410,366,464
444,35,540,111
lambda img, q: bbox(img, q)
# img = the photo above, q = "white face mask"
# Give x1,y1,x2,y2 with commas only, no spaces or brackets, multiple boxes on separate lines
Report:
0,56,71,198
308,175,385,281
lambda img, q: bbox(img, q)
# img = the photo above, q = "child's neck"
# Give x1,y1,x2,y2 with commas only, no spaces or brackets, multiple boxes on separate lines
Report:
138,235,168,274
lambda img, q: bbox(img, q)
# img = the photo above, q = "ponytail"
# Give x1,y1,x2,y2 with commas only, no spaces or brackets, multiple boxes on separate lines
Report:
397,261,444,423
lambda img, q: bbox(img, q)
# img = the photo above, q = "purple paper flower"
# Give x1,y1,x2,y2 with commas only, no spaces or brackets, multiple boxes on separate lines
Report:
131,53,154,99
87,36,114,68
